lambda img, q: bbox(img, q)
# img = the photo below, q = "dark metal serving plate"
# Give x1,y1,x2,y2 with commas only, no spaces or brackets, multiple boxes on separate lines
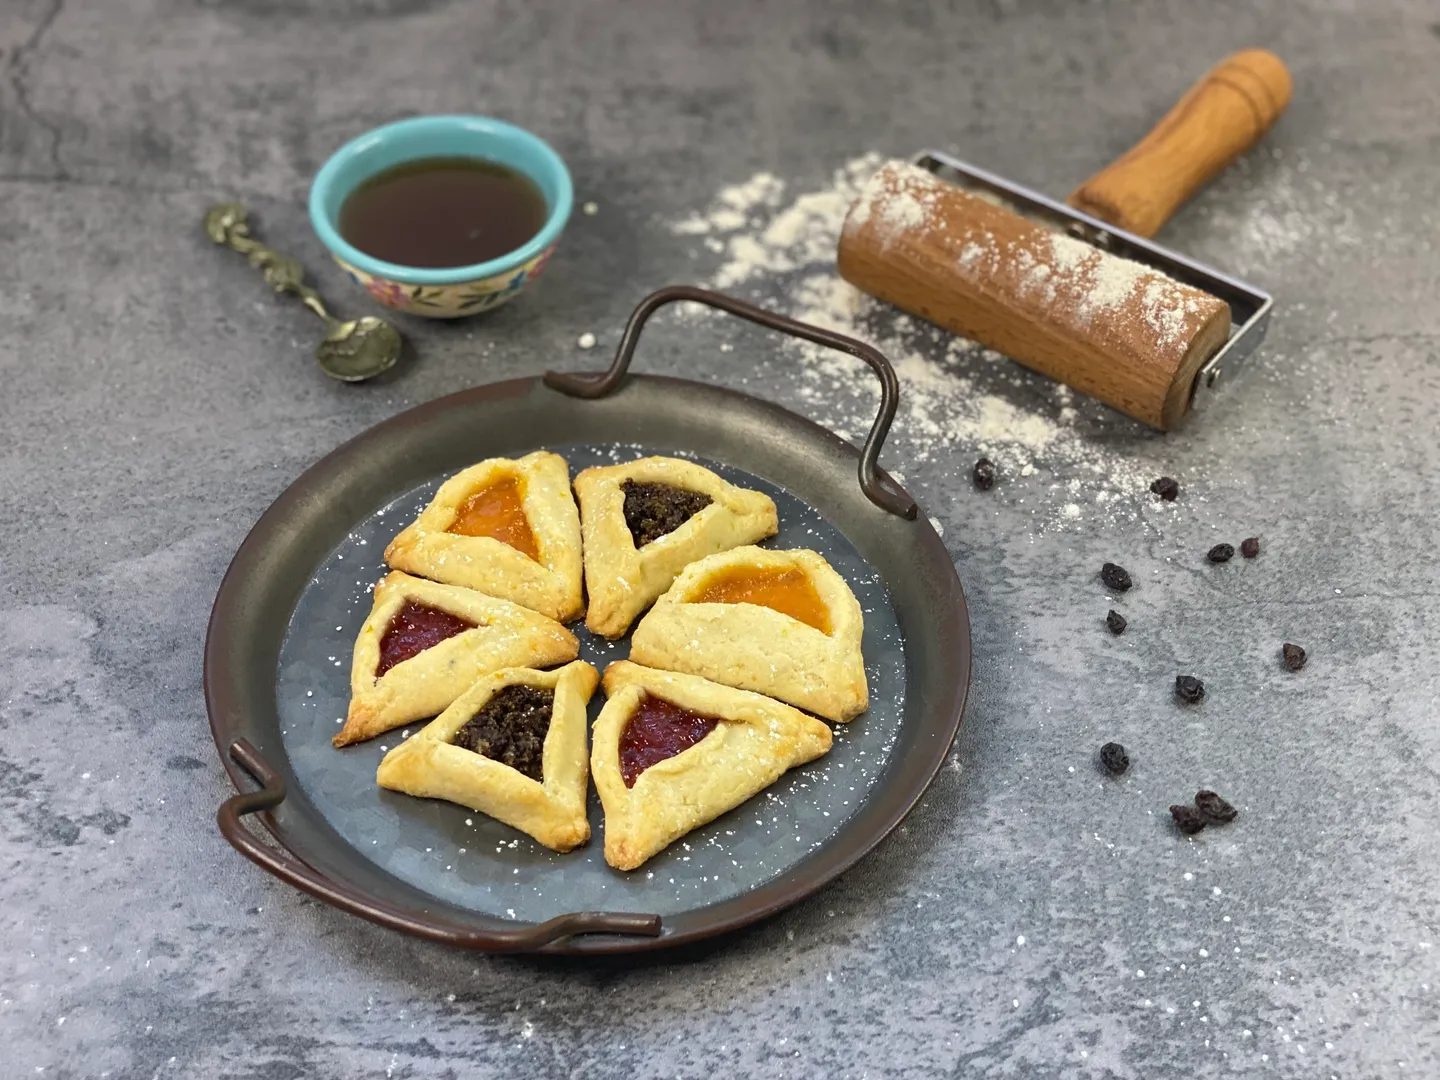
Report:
205,286,971,954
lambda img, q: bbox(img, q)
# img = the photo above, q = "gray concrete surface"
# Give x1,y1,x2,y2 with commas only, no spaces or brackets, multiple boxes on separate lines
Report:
3,1,1439,1077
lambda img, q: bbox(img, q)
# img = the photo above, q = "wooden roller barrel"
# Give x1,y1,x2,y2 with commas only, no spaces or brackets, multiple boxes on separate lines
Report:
837,162,1230,430
836,50,1291,431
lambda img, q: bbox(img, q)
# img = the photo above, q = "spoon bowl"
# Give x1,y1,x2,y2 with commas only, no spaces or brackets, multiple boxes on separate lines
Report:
317,316,403,381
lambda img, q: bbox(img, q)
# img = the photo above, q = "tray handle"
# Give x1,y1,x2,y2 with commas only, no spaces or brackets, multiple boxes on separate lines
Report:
545,284,918,520
217,738,662,951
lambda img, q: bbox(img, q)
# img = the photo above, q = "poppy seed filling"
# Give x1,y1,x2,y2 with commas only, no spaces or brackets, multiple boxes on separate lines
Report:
452,685,555,781
621,479,712,548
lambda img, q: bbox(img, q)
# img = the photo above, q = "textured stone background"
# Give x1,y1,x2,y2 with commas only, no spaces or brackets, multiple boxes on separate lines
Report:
2,1,1438,1077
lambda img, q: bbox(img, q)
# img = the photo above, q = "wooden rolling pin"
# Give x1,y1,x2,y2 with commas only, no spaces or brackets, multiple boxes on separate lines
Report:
837,49,1292,431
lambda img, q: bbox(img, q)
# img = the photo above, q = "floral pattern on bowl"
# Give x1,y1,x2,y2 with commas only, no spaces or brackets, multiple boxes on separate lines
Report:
334,244,555,319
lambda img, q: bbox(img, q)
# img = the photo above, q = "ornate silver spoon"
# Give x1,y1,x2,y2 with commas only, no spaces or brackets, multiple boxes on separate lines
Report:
205,202,402,382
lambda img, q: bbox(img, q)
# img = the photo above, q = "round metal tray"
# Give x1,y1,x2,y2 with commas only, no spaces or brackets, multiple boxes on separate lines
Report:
205,286,971,954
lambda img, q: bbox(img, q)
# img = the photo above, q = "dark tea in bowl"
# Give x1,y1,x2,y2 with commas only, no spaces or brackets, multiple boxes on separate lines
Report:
338,157,549,270
309,115,572,318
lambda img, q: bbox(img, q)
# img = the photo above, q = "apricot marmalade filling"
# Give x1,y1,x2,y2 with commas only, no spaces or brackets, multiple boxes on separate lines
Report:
447,477,540,561
690,564,831,634
376,600,475,676
619,694,719,787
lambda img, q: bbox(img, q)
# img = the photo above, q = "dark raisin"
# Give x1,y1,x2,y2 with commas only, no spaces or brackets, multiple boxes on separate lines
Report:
1175,675,1205,703
1195,790,1237,823
1150,476,1179,501
1169,804,1207,835
1282,643,1307,671
1099,742,1129,775
1207,543,1235,563
1240,536,1261,558
1101,562,1133,592
972,457,996,491
1106,609,1127,635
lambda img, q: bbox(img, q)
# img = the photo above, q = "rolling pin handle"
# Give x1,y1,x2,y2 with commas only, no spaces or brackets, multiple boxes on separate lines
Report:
1067,49,1293,237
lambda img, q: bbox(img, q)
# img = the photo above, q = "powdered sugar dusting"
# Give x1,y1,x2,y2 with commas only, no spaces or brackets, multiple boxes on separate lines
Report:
668,155,1166,528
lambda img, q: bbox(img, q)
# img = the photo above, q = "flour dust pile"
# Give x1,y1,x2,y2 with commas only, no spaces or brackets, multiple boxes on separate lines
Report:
665,154,1158,529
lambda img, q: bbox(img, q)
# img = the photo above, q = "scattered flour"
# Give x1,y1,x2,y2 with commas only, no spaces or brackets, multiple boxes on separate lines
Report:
668,154,1163,526
872,187,929,234
1047,232,1095,278
1080,250,1153,314
1200,152,1360,269
1040,232,1207,348
850,160,1220,354
671,156,883,289
671,172,785,236
848,161,951,246
974,396,1056,451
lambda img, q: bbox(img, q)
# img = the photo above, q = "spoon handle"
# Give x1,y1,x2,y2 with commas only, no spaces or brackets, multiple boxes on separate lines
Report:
204,203,334,325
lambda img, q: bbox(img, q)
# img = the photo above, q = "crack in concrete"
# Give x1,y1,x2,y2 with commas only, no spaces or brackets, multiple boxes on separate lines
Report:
946,986,1055,1076
8,0,68,180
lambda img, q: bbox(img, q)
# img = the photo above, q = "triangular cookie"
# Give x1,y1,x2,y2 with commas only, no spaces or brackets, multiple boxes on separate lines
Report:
592,662,833,870
385,450,584,623
573,456,778,638
376,661,598,852
336,571,578,747
628,546,868,722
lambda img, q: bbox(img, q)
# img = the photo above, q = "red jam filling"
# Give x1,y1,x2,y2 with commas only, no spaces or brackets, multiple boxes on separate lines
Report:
376,600,475,677
619,693,719,787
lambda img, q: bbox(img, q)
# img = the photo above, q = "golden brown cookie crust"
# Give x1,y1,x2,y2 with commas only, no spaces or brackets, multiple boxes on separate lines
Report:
627,546,868,722
337,571,578,747
573,456,777,639
376,661,598,852
592,661,833,870
385,450,584,623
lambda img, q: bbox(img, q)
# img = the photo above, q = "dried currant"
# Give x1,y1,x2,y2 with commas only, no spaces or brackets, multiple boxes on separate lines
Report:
1099,742,1129,775
1150,476,1179,501
1195,790,1237,823
1101,562,1133,592
972,457,996,491
1175,675,1205,703
1282,643,1307,671
1207,543,1235,563
1169,804,1207,835
1240,536,1261,558
1106,609,1127,635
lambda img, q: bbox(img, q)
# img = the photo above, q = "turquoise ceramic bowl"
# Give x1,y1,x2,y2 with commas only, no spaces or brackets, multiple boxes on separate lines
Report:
309,115,572,318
